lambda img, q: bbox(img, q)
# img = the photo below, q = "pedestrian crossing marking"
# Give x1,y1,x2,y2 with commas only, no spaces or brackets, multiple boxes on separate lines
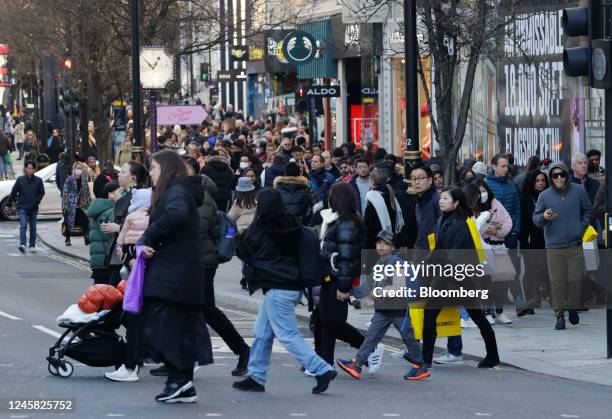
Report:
211,336,314,354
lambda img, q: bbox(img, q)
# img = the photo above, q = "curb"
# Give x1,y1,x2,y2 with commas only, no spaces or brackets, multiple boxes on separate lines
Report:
37,233,89,262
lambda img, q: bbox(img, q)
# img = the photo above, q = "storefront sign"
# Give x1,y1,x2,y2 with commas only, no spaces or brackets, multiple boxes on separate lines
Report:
248,46,264,61
361,87,379,96
281,31,317,65
216,69,247,82
0,44,9,87
231,45,249,61
497,7,575,166
342,0,390,24
157,105,208,125
305,85,341,97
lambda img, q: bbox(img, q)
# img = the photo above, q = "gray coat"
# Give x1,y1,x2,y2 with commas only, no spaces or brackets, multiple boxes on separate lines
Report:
533,163,592,249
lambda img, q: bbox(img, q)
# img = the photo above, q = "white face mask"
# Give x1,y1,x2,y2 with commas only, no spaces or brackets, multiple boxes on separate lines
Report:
74,169,83,177
480,191,488,204
256,148,262,154
239,162,249,169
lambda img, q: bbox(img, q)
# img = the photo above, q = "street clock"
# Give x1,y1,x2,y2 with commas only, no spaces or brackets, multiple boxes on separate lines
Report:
139,46,174,90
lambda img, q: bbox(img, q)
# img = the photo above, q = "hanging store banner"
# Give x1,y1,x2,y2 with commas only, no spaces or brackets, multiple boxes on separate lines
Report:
497,2,583,166
341,0,390,24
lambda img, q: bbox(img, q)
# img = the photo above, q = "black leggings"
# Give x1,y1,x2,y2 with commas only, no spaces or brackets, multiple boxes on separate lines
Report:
65,208,89,240
422,305,498,366
318,282,364,365
123,313,142,371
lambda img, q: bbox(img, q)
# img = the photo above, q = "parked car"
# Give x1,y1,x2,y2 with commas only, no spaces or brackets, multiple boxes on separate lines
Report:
0,162,120,221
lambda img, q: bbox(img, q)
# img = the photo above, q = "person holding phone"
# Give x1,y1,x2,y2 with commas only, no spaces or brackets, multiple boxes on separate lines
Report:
533,162,592,330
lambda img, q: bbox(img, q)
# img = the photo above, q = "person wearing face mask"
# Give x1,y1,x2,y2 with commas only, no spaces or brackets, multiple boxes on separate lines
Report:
62,161,92,246
470,179,513,325
533,162,592,330
519,170,550,313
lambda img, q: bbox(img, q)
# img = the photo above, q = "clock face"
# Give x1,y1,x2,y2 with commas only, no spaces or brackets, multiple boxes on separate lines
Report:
140,47,174,89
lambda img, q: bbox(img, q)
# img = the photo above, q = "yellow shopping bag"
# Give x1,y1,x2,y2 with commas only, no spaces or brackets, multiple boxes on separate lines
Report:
466,217,487,263
582,225,598,243
409,302,461,340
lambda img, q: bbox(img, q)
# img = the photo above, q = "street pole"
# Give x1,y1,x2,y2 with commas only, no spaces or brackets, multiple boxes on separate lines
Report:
403,0,421,174
150,93,158,153
130,0,144,163
323,78,332,151
605,88,612,358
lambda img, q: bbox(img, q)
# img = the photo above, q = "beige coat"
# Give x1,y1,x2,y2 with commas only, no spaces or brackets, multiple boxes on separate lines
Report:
228,202,256,232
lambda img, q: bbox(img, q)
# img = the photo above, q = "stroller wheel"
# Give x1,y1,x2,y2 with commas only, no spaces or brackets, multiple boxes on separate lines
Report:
47,362,59,376
57,361,73,378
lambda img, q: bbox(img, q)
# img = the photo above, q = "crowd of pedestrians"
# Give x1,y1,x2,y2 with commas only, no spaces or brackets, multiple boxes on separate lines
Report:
3,105,606,404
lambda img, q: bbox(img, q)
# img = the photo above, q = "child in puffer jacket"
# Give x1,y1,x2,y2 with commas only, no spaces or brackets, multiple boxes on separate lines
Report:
117,208,149,247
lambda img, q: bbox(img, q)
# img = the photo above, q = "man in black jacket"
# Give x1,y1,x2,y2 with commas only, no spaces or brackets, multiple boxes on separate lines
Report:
8,161,45,252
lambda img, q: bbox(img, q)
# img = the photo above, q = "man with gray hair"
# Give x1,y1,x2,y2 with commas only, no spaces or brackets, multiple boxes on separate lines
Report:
570,152,599,206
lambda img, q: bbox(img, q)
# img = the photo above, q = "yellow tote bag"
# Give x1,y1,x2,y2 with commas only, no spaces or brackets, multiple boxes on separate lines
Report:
466,217,487,263
582,225,598,243
409,302,461,340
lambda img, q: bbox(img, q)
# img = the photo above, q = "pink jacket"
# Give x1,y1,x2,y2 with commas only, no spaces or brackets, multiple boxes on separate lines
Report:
481,198,512,241
117,209,149,246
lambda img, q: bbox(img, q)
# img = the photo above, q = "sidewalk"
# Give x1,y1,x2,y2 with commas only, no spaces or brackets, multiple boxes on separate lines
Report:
37,225,612,387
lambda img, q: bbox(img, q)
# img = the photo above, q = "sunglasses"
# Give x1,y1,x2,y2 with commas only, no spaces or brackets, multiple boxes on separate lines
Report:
551,172,567,179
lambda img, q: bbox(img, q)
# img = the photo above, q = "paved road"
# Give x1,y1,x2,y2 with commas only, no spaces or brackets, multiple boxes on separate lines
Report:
0,222,610,419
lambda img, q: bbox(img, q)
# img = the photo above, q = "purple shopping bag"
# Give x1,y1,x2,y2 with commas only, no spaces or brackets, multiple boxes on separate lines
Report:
123,245,147,314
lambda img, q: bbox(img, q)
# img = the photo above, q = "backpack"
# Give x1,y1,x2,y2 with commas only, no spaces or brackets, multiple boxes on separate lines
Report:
297,226,329,288
217,210,237,263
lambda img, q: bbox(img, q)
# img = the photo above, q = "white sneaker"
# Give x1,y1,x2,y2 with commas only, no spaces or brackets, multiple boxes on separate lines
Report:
28,246,37,253
104,365,139,382
486,314,496,325
365,321,372,328
496,313,512,324
461,318,477,328
390,350,407,360
433,353,463,364
303,369,316,377
367,343,384,374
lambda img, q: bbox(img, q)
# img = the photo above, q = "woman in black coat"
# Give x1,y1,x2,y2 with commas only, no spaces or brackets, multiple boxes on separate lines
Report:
363,168,398,249
519,170,550,311
138,150,212,404
319,182,366,365
416,187,499,379
232,189,337,394
202,153,234,212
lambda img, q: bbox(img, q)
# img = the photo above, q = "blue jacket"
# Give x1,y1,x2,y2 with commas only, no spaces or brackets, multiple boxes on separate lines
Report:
485,173,521,235
308,169,334,203
570,174,599,206
415,187,440,250
8,174,45,211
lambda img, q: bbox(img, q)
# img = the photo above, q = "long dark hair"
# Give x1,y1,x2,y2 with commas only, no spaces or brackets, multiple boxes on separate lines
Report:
236,190,257,209
151,150,187,209
440,186,473,219
126,160,148,188
328,182,364,227
469,179,494,212
522,169,549,198
462,182,482,214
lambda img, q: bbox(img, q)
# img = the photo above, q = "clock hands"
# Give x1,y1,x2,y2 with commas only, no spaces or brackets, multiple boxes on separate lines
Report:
142,56,161,70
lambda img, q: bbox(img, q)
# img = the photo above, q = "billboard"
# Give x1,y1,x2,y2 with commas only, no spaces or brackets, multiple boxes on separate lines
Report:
497,2,582,166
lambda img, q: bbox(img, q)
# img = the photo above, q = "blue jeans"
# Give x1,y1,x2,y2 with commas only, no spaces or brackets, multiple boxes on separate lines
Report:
18,208,38,247
445,308,468,356
248,289,332,384
0,157,5,176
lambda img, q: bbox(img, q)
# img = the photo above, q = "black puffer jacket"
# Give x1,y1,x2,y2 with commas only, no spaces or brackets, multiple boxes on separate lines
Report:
321,213,365,293
202,155,234,212
273,175,314,223
139,176,205,305
198,174,220,269
236,214,302,295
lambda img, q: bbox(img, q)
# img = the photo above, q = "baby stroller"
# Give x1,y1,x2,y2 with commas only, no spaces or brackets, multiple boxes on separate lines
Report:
46,307,126,378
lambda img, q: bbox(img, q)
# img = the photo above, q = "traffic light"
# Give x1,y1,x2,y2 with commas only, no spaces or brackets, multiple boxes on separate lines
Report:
563,1,612,89
199,63,209,83
295,86,309,113
60,57,73,71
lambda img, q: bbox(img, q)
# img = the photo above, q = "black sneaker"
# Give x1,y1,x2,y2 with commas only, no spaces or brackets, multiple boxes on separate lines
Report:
477,357,500,368
150,365,168,377
516,308,534,317
65,239,71,247
555,316,566,330
568,310,580,325
84,235,90,246
231,348,250,376
155,380,195,403
232,377,265,392
312,369,337,394
18,245,26,253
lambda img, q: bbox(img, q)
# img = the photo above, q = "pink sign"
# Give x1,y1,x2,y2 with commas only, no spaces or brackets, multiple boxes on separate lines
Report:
156,105,208,125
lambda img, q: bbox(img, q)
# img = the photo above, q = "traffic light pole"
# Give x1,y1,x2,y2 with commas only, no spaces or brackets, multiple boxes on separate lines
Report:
403,0,421,174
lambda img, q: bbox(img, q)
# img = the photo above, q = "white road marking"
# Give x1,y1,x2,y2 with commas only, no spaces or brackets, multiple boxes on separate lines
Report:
10,415,29,418
475,414,492,417
206,414,222,417
290,414,307,417
44,254,90,271
106,415,125,417
561,415,579,418
213,363,229,366
219,306,257,318
32,325,61,338
0,310,21,320
282,363,296,367
0,363,15,367
382,415,400,417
